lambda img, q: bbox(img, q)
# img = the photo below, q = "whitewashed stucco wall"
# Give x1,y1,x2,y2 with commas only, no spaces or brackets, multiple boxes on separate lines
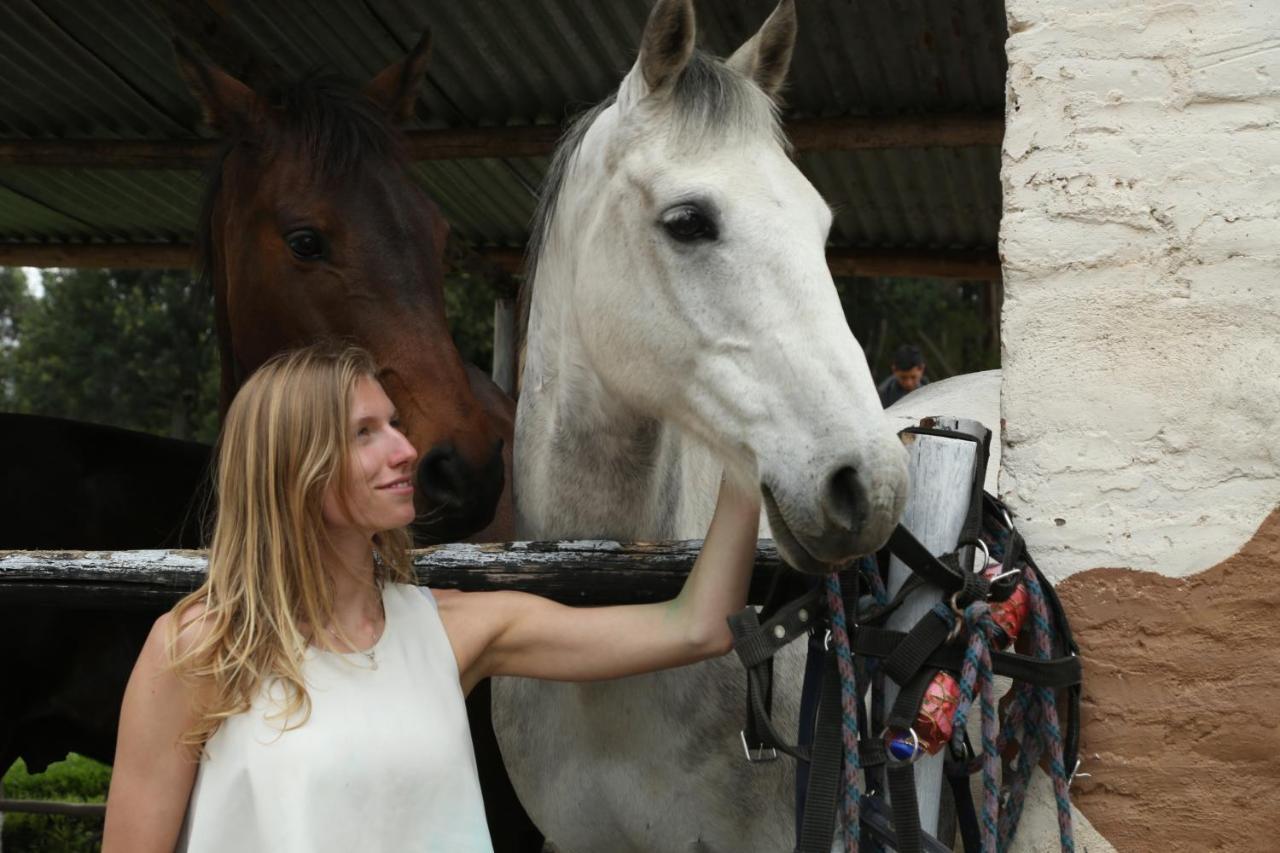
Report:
999,0,1280,579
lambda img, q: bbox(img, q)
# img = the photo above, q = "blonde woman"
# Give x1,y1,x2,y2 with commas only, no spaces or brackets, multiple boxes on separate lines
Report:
101,344,761,852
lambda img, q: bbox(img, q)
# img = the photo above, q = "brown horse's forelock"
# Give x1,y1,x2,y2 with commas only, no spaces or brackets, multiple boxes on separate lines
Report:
195,73,408,287
514,51,785,391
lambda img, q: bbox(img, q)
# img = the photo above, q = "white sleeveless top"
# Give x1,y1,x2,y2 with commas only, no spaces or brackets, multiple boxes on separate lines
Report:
178,584,493,852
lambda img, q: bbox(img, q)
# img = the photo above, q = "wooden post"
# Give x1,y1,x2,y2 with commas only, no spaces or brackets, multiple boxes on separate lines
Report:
492,297,517,396
881,417,990,840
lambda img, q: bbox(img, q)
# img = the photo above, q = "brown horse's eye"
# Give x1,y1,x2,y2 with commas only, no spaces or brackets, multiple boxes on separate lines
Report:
285,229,326,261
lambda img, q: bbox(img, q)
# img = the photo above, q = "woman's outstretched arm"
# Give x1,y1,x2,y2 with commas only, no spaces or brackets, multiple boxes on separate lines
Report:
437,478,761,693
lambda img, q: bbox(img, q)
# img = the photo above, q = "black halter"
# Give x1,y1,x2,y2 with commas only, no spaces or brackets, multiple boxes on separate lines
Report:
728,422,1082,853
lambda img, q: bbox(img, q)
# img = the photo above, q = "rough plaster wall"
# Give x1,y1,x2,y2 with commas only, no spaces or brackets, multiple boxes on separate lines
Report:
999,0,1280,579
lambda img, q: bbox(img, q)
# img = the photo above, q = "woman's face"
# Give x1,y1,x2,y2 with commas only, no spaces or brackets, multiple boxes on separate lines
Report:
322,376,419,535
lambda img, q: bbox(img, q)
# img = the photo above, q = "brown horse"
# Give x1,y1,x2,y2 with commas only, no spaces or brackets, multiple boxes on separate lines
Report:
176,32,512,545
172,36,534,850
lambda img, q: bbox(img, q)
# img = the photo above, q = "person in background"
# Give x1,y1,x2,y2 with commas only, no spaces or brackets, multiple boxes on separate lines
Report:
877,344,929,407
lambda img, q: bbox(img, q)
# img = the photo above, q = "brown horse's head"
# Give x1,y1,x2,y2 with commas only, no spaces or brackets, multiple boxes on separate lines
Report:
177,34,504,543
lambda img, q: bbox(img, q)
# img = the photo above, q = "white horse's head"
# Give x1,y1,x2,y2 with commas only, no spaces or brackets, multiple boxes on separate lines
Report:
524,0,908,571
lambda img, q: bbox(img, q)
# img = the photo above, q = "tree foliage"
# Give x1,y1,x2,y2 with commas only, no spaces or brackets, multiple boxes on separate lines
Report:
0,268,220,443
0,264,1000,446
837,276,1001,383
443,271,498,372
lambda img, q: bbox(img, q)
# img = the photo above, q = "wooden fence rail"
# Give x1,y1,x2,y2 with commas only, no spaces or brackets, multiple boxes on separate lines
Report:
0,541,792,609
0,798,105,818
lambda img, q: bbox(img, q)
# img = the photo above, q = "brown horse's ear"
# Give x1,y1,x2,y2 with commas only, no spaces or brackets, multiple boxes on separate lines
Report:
174,38,259,137
725,0,797,100
364,29,433,123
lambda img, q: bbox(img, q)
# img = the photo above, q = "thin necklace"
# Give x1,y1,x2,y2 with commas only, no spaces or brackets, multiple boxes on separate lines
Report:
327,589,385,670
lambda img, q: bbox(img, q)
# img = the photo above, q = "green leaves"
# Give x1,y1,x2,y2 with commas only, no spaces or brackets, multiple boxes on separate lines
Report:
836,276,1001,382
0,267,220,443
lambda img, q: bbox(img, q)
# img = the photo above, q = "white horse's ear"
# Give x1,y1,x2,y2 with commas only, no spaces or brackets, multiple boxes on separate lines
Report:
174,38,260,137
364,29,433,123
623,0,696,105
725,0,797,99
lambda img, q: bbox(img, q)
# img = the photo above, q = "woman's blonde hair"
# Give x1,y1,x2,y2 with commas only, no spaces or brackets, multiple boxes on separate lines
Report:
169,343,414,749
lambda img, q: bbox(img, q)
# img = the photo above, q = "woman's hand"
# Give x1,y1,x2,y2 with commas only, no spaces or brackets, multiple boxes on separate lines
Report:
437,476,762,693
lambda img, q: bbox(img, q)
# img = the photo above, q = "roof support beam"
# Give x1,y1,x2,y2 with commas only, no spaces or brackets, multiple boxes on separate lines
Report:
0,242,1000,281
0,114,1002,169
0,242,192,269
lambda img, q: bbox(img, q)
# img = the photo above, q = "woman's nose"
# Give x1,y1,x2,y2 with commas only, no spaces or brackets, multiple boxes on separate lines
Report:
391,431,418,468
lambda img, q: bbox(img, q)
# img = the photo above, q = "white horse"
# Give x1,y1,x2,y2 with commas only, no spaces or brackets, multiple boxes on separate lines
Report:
494,1,915,849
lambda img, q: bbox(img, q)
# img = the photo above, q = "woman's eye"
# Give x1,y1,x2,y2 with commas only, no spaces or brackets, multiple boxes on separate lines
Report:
286,229,326,261
661,205,717,243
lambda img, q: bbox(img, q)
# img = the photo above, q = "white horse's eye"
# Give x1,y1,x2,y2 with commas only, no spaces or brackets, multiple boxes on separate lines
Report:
660,204,718,243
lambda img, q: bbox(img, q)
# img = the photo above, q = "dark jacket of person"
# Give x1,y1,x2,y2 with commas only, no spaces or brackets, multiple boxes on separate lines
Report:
877,374,929,408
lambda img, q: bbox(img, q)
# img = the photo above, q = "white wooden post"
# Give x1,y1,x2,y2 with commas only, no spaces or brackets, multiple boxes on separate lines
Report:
491,297,517,396
881,416,990,842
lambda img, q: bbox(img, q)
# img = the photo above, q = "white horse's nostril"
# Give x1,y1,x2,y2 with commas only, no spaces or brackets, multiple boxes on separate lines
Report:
824,464,863,530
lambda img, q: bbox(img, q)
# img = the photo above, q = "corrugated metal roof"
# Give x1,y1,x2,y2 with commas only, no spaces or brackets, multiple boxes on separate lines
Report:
0,0,1006,256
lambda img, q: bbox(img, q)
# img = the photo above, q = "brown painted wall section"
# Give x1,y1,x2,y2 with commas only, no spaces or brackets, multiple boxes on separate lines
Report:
1058,508,1280,852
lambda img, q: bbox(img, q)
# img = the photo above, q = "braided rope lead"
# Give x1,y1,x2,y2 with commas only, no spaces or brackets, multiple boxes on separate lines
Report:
997,569,1076,853
948,602,1002,852
824,572,861,853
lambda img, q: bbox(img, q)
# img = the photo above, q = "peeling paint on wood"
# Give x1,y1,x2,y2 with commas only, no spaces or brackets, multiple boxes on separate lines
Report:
0,541,790,607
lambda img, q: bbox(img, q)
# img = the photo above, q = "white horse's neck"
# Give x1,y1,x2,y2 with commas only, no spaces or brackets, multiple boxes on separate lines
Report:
516,243,720,541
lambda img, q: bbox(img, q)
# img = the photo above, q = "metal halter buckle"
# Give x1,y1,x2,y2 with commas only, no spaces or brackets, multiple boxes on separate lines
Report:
740,731,779,763
881,726,924,766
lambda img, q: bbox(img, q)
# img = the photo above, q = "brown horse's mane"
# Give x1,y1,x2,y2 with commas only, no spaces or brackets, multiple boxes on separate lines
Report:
195,73,408,286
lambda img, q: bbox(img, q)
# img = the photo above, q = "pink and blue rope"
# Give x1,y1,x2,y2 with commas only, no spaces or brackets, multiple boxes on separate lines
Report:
824,572,862,852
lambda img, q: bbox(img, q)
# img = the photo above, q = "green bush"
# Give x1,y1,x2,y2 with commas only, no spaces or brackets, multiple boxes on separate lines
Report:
2,755,111,853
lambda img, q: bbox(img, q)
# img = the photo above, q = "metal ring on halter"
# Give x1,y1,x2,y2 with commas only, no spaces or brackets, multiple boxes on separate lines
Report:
881,726,924,766
970,538,991,573
823,629,832,651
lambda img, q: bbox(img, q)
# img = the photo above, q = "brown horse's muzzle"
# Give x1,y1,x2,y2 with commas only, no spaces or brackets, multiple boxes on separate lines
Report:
411,438,505,544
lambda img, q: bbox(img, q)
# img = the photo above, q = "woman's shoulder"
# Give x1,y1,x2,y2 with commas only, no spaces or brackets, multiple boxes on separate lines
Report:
388,582,461,603
150,596,215,663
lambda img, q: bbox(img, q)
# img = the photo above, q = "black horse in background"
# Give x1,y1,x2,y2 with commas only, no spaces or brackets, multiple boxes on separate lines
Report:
0,413,212,551
0,413,212,777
